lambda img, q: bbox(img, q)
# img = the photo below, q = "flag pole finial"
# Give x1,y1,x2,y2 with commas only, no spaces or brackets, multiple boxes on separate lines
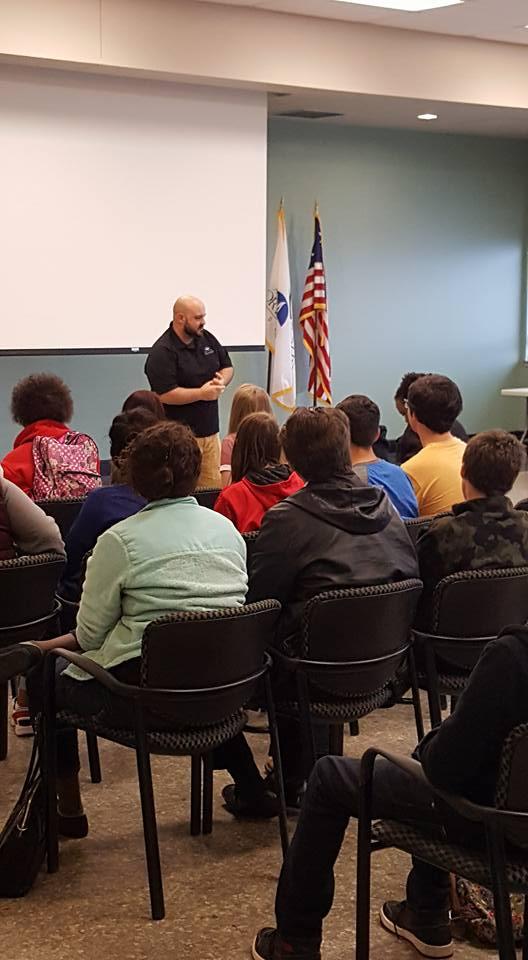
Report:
279,196,284,211
314,200,319,217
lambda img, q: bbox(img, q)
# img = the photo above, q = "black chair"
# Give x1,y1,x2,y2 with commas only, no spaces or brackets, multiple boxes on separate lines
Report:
515,498,528,512
0,552,64,760
194,487,221,509
242,530,259,568
43,601,288,920
403,513,449,545
35,497,86,538
356,724,528,960
414,566,528,728
272,580,424,781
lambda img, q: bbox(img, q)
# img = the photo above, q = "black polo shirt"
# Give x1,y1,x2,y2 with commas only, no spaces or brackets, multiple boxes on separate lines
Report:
144,325,232,437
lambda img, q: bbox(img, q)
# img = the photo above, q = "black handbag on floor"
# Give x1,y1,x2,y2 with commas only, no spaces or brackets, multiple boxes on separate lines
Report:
0,731,46,897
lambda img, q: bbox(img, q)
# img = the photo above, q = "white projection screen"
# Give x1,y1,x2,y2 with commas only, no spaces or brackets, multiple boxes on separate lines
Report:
0,67,267,352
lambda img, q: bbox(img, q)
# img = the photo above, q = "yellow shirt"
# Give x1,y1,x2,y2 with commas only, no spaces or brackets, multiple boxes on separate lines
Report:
402,437,466,517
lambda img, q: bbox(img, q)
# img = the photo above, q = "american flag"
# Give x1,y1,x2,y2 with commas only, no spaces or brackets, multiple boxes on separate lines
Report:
299,211,332,405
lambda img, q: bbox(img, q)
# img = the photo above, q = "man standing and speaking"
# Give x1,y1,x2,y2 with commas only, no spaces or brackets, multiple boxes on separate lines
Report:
145,296,233,488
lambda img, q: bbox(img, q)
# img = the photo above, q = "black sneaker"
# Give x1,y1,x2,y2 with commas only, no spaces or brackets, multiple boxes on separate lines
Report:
222,784,278,819
263,771,306,812
252,927,321,960
58,812,89,839
380,900,453,958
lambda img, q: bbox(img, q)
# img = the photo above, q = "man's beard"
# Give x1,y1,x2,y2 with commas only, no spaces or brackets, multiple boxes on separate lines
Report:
184,322,204,338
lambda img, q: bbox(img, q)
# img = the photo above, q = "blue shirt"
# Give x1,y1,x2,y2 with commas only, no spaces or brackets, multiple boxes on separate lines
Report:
59,484,146,600
366,460,418,520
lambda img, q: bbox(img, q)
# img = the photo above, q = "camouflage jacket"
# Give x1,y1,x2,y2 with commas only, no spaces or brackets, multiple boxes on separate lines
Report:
416,495,528,626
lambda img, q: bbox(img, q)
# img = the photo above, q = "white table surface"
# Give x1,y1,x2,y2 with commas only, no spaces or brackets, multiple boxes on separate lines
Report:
501,388,528,397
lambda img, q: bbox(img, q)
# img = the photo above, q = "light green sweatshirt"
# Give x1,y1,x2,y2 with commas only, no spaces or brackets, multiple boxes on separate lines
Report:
67,496,247,680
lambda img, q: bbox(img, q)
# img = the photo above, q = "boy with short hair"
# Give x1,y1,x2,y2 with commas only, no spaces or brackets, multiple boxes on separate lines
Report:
337,394,418,519
417,429,528,619
402,374,466,516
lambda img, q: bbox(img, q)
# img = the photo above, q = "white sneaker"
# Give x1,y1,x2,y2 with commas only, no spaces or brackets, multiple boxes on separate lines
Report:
11,700,34,737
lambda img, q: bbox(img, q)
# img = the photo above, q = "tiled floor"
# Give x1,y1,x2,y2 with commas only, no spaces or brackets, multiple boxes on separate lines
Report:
0,701,496,960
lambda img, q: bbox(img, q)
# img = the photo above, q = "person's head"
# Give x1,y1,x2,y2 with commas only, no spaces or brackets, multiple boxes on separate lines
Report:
108,408,160,483
280,407,351,482
228,384,272,436
461,430,523,500
172,295,207,340
406,374,462,437
336,395,380,451
11,373,73,427
128,421,202,502
231,412,281,483
394,372,426,418
122,390,166,419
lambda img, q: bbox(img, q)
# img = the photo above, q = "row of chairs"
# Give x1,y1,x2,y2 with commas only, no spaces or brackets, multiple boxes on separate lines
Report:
3,547,528,921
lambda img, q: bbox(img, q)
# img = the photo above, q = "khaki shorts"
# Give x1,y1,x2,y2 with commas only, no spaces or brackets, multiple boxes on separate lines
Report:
196,434,221,489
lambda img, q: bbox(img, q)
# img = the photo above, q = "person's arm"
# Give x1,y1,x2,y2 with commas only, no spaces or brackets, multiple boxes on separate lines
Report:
60,492,105,590
1,478,65,555
247,506,298,605
218,367,234,387
416,524,449,597
75,529,128,653
417,638,523,794
158,381,224,405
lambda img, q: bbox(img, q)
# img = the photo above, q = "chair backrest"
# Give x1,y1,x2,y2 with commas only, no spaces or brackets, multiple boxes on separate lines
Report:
140,600,281,724
300,579,423,696
194,488,221,510
35,497,86,538
514,498,528,512
404,512,450,545
0,553,65,637
495,723,528,848
428,567,528,671
242,530,259,568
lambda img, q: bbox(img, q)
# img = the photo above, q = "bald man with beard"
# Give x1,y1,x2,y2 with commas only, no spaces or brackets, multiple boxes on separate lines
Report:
145,296,233,487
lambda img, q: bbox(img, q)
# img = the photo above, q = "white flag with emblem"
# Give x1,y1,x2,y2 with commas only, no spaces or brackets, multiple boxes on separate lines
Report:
266,203,296,410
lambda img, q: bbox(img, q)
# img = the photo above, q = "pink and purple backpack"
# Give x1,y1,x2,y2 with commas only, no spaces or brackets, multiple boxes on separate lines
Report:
31,431,101,500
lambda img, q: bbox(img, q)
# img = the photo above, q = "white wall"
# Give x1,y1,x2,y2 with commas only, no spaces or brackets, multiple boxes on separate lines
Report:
0,66,267,350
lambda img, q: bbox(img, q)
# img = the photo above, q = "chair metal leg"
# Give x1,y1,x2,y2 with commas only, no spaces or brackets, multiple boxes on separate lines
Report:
265,672,289,857
328,723,344,756
356,752,375,960
408,648,425,742
296,670,316,781
134,709,164,921
486,827,517,960
202,753,213,836
349,720,359,737
0,682,7,761
190,753,202,837
85,732,102,783
423,643,442,729
43,655,59,874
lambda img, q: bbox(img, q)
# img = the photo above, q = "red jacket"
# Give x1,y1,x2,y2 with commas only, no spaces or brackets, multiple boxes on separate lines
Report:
1,420,70,496
214,466,304,534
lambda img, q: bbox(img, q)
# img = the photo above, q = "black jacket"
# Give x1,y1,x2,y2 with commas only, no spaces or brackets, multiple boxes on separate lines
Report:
247,471,419,653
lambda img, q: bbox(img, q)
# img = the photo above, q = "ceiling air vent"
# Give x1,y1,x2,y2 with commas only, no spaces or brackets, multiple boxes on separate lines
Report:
277,110,344,120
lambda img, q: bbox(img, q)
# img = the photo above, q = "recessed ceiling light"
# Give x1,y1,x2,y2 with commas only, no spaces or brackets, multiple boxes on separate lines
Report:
334,0,463,10
417,113,439,120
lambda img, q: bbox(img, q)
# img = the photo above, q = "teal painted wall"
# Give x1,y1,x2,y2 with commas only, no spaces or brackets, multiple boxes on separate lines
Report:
268,121,528,438
1,120,527,458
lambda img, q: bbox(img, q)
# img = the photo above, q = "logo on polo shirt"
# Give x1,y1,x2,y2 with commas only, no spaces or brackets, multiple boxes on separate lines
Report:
203,346,214,355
